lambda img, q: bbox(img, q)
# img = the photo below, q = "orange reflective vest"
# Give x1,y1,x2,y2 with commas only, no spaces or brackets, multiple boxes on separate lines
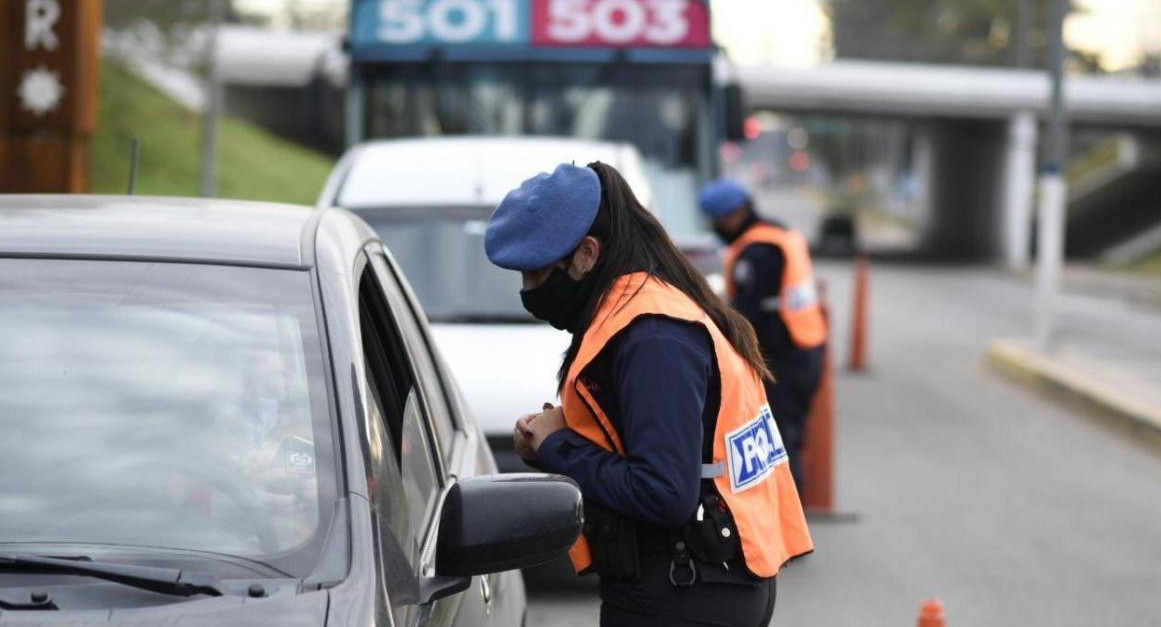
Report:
724,223,827,350
561,272,813,577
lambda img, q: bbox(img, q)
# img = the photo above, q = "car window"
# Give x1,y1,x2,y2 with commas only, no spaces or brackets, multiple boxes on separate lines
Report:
361,212,532,324
360,370,421,626
0,259,336,577
367,249,459,458
357,265,442,568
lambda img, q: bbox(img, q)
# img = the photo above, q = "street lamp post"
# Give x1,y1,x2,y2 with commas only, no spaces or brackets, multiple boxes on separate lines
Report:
1034,0,1069,350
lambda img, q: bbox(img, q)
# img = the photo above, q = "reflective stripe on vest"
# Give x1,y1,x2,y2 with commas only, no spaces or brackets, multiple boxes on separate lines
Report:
561,273,814,577
724,223,828,350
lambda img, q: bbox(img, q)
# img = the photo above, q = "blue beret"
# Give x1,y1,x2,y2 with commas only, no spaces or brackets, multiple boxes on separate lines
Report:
698,179,751,218
485,163,602,271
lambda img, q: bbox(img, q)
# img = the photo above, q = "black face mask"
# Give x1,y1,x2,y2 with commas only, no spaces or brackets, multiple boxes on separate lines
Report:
713,212,759,244
713,222,739,243
520,266,598,332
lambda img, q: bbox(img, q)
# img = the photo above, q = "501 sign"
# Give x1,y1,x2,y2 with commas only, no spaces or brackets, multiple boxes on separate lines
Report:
377,0,522,44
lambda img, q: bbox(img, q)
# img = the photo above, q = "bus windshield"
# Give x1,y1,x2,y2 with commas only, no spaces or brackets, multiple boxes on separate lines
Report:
365,63,711,235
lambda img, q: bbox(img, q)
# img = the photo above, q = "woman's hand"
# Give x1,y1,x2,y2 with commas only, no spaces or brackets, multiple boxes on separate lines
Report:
514,413,539,462
513,403,567,462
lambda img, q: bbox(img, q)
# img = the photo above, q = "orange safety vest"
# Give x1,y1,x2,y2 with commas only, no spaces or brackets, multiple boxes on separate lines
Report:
724,223,827,350
561,272,813,577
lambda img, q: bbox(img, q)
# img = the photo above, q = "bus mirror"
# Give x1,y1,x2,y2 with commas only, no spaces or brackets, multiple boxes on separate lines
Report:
724,84,746,142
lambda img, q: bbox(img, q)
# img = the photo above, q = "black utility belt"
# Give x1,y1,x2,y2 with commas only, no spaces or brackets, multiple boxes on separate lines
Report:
582,484,741,586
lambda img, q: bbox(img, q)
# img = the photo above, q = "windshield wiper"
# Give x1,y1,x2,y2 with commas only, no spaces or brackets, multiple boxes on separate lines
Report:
0,552,226,598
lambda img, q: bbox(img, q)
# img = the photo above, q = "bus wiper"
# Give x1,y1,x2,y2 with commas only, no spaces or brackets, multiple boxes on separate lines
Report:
0,552,227,598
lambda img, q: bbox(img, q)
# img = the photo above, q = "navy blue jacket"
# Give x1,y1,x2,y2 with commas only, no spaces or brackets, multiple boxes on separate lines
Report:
534,316,718,528
731,220,795,363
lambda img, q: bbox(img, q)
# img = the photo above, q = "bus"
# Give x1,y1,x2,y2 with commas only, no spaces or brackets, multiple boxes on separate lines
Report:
345,0,743,239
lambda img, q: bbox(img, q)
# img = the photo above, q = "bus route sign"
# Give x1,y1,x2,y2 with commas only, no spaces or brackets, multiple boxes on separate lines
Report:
351,0,710,50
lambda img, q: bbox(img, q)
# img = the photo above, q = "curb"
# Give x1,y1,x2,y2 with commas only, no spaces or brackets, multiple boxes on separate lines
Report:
987,339,1161,441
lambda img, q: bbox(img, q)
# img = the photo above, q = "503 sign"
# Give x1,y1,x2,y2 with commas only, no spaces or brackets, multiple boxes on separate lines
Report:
535,0,708,47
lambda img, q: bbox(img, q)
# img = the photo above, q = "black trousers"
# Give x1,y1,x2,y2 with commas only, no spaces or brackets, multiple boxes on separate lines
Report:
599,552,777,627
765,345,825,493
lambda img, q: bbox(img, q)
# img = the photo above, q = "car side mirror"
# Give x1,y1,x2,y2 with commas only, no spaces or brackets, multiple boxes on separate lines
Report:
437,473,582,576
420,473,582,604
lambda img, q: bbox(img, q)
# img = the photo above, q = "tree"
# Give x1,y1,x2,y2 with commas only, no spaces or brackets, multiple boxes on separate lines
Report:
104,0,213,39
825,0,1088,70
104,0,231,69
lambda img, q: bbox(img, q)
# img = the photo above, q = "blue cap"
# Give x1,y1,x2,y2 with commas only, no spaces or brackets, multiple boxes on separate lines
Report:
486,164,602,271
698,179,750,218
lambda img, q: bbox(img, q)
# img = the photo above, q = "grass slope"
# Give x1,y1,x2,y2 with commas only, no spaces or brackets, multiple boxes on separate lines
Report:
91,62,334,205
1127,251,1161,277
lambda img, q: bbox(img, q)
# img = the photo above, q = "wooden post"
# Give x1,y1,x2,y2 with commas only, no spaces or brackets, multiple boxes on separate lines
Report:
0,0,103,193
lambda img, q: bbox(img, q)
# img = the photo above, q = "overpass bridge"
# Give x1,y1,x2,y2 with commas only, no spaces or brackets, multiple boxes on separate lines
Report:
139,30,1160,264
737,61,1161,264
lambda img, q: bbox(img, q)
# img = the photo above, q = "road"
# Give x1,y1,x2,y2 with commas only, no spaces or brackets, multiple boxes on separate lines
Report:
526,196,1161,624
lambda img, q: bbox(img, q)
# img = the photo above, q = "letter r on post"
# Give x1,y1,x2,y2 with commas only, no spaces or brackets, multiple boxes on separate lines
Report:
25,0,61,51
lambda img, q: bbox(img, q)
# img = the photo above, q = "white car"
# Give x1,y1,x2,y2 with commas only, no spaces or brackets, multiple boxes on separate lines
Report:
317,136,655,471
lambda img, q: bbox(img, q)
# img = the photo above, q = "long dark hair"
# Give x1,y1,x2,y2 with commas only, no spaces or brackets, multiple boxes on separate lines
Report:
557,162,773,389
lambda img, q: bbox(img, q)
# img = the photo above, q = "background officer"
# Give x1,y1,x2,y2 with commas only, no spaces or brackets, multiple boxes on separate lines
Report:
700,179,828,492
487,163,811,626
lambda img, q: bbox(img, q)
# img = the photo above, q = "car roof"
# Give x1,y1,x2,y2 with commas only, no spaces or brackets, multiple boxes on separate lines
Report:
320,136,651,209
0,195,319,268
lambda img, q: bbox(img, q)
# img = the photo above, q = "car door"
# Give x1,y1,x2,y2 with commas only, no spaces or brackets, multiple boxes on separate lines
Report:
359,247,525,627
365,245,527,627
356,250,456,627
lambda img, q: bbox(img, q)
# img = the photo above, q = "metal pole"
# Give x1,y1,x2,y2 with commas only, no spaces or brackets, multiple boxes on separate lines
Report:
1034,0,1069,350
1003,111,1037,268
345,66,365,149
127,137,140,195
1015,0,1030,68
200,0,224,197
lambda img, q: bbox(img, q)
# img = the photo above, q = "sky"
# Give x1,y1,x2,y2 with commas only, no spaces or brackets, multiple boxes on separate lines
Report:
233,0,1159,71
1066,0,1161,71
710,0,831,68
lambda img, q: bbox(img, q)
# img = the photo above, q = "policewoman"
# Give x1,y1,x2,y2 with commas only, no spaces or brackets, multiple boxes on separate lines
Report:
699,179,828,493
485,162,812,626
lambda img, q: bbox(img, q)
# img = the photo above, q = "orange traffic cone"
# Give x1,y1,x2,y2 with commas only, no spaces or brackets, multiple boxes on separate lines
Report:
802,281,836,513
848,254,870,372
917,598,945,627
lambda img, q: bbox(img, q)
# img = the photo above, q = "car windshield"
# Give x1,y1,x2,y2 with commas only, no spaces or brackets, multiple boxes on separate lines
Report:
356,208,534,323
0,259,335,576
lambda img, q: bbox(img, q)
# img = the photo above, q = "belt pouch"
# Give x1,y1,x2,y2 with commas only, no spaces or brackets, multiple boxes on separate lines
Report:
582,501,640,581
683,491,741,564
